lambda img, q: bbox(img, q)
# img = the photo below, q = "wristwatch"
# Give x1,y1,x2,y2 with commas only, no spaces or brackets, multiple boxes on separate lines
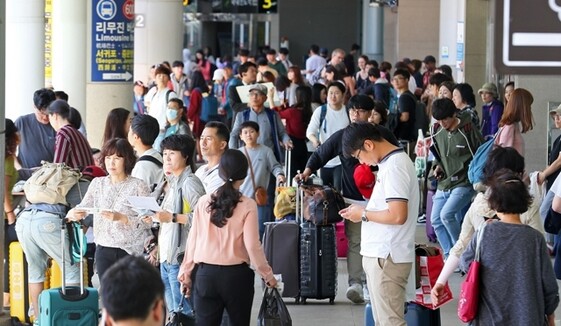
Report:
172,213,178,223
361,209,368,222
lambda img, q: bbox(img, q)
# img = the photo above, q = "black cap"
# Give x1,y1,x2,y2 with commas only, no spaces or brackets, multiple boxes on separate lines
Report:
5,119,17,137
423,55,436,64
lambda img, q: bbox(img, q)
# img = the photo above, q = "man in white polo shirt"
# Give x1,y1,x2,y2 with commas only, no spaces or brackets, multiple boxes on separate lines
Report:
340,122,418,326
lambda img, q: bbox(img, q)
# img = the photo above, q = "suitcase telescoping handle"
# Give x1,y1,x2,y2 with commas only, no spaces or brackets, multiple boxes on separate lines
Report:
295,170,302,224
60,219,85,296
285,148,291,183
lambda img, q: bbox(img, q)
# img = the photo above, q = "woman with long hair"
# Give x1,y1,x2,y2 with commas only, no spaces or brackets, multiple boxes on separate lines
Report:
101,107,133,146
311,83,327,111
494,88,535,155
187,70,210,162
178,149,277,325
286,66,306,106
275,85,313,179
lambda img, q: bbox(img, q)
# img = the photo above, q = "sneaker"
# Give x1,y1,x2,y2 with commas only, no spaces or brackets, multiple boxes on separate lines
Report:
363,285,370,302
417,214,426,223
346,283,365,304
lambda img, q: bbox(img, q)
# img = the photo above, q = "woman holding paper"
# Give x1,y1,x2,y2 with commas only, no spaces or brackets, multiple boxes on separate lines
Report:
67,138,152,280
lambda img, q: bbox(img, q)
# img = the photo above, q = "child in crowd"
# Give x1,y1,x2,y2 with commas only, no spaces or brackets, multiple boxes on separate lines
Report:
238,121,285,239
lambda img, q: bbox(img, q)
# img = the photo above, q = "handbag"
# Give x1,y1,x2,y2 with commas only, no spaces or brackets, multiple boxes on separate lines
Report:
257,287,292,326
166,295,195,326
301,184,345,224
244,147,268,206
414,245,453,309
457,223,487,323
544,207,561,234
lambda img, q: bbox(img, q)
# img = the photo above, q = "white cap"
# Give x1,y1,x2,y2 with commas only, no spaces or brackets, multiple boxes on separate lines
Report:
212,69,225,81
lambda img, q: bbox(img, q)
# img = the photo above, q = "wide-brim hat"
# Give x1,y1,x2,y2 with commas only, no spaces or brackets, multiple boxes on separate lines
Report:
478,83,498,97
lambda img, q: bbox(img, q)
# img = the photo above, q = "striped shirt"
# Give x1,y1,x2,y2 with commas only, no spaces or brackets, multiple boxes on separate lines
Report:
53,124,94,169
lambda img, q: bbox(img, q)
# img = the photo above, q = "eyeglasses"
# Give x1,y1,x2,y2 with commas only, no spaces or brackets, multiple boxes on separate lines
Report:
349,108,369,115
392,76,405,81
352,148,362,160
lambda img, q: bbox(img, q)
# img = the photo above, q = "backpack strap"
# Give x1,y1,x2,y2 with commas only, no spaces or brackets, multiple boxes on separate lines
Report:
165,89,172,104
138,155,163,168
265,109,282,162
319,104,327,133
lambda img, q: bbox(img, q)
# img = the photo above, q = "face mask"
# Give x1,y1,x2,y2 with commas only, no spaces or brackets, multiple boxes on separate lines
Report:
167,108,179,120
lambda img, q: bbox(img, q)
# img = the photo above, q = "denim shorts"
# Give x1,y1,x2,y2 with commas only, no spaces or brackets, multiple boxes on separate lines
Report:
15,210,80,284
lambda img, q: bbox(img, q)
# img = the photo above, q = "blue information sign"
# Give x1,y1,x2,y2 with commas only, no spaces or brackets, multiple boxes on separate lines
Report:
91,0,135,82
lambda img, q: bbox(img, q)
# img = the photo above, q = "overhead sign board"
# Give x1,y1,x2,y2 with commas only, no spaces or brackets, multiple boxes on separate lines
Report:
91,0,135,82
496,0,561,74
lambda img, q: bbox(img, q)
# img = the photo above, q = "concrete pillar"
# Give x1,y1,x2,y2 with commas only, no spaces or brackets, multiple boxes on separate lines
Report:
362,1,383,62
5,0,45,119
438,0,465,82
464,0,490,108
52,0,87,116
0,0,7,304
133,0,183,82
383,0,439,65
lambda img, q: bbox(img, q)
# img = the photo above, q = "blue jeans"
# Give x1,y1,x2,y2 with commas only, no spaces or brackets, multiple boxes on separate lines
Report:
431,186,474,257
161,262,193,315
257,205,271,240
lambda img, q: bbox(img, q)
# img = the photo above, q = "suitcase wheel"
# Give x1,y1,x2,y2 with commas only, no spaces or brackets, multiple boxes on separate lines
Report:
301,297,307,304
329,297,335,305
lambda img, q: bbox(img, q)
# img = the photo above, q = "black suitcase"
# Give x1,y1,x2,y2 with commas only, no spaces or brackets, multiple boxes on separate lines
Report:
299,222,337,304
262,221,300,302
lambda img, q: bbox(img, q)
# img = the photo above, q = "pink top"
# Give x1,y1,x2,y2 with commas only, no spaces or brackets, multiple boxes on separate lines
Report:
494,122,524,155
181,193,274,285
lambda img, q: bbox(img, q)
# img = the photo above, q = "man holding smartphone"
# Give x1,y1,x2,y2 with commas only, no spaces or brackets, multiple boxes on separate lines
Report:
340,122,419,326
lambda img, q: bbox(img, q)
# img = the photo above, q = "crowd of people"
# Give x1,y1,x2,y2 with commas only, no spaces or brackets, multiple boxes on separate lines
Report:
3,42,561,326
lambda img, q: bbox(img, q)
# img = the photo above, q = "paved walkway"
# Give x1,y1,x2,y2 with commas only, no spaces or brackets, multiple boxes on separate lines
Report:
2,224,560,325
248,223,561,326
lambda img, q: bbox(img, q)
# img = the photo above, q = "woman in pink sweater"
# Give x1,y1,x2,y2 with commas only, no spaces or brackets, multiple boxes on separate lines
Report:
178,149,277,325
494,88,534,155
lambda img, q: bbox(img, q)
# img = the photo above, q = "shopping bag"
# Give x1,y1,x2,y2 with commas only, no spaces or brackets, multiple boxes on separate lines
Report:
166,295,195,326
458,223,487,323
257,287,292,326
414,245,453,309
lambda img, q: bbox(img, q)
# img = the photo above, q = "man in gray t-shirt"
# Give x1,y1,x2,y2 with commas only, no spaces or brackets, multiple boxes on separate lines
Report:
15,88,57,180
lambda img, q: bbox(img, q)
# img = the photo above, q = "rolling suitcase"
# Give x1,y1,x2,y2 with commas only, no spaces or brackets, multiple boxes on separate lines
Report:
9,241,32,324
296,180,337,304
264,149,300,302
38,221,98,326
9,242,53,324
404,302,441,326
262,220,300,302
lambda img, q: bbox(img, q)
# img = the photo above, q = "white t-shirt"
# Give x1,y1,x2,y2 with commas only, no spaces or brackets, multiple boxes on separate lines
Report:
362,148,418,301
194,163,224,194
147,88,178,129
361,148,419,263
131,148,164,188
306,104,350,168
